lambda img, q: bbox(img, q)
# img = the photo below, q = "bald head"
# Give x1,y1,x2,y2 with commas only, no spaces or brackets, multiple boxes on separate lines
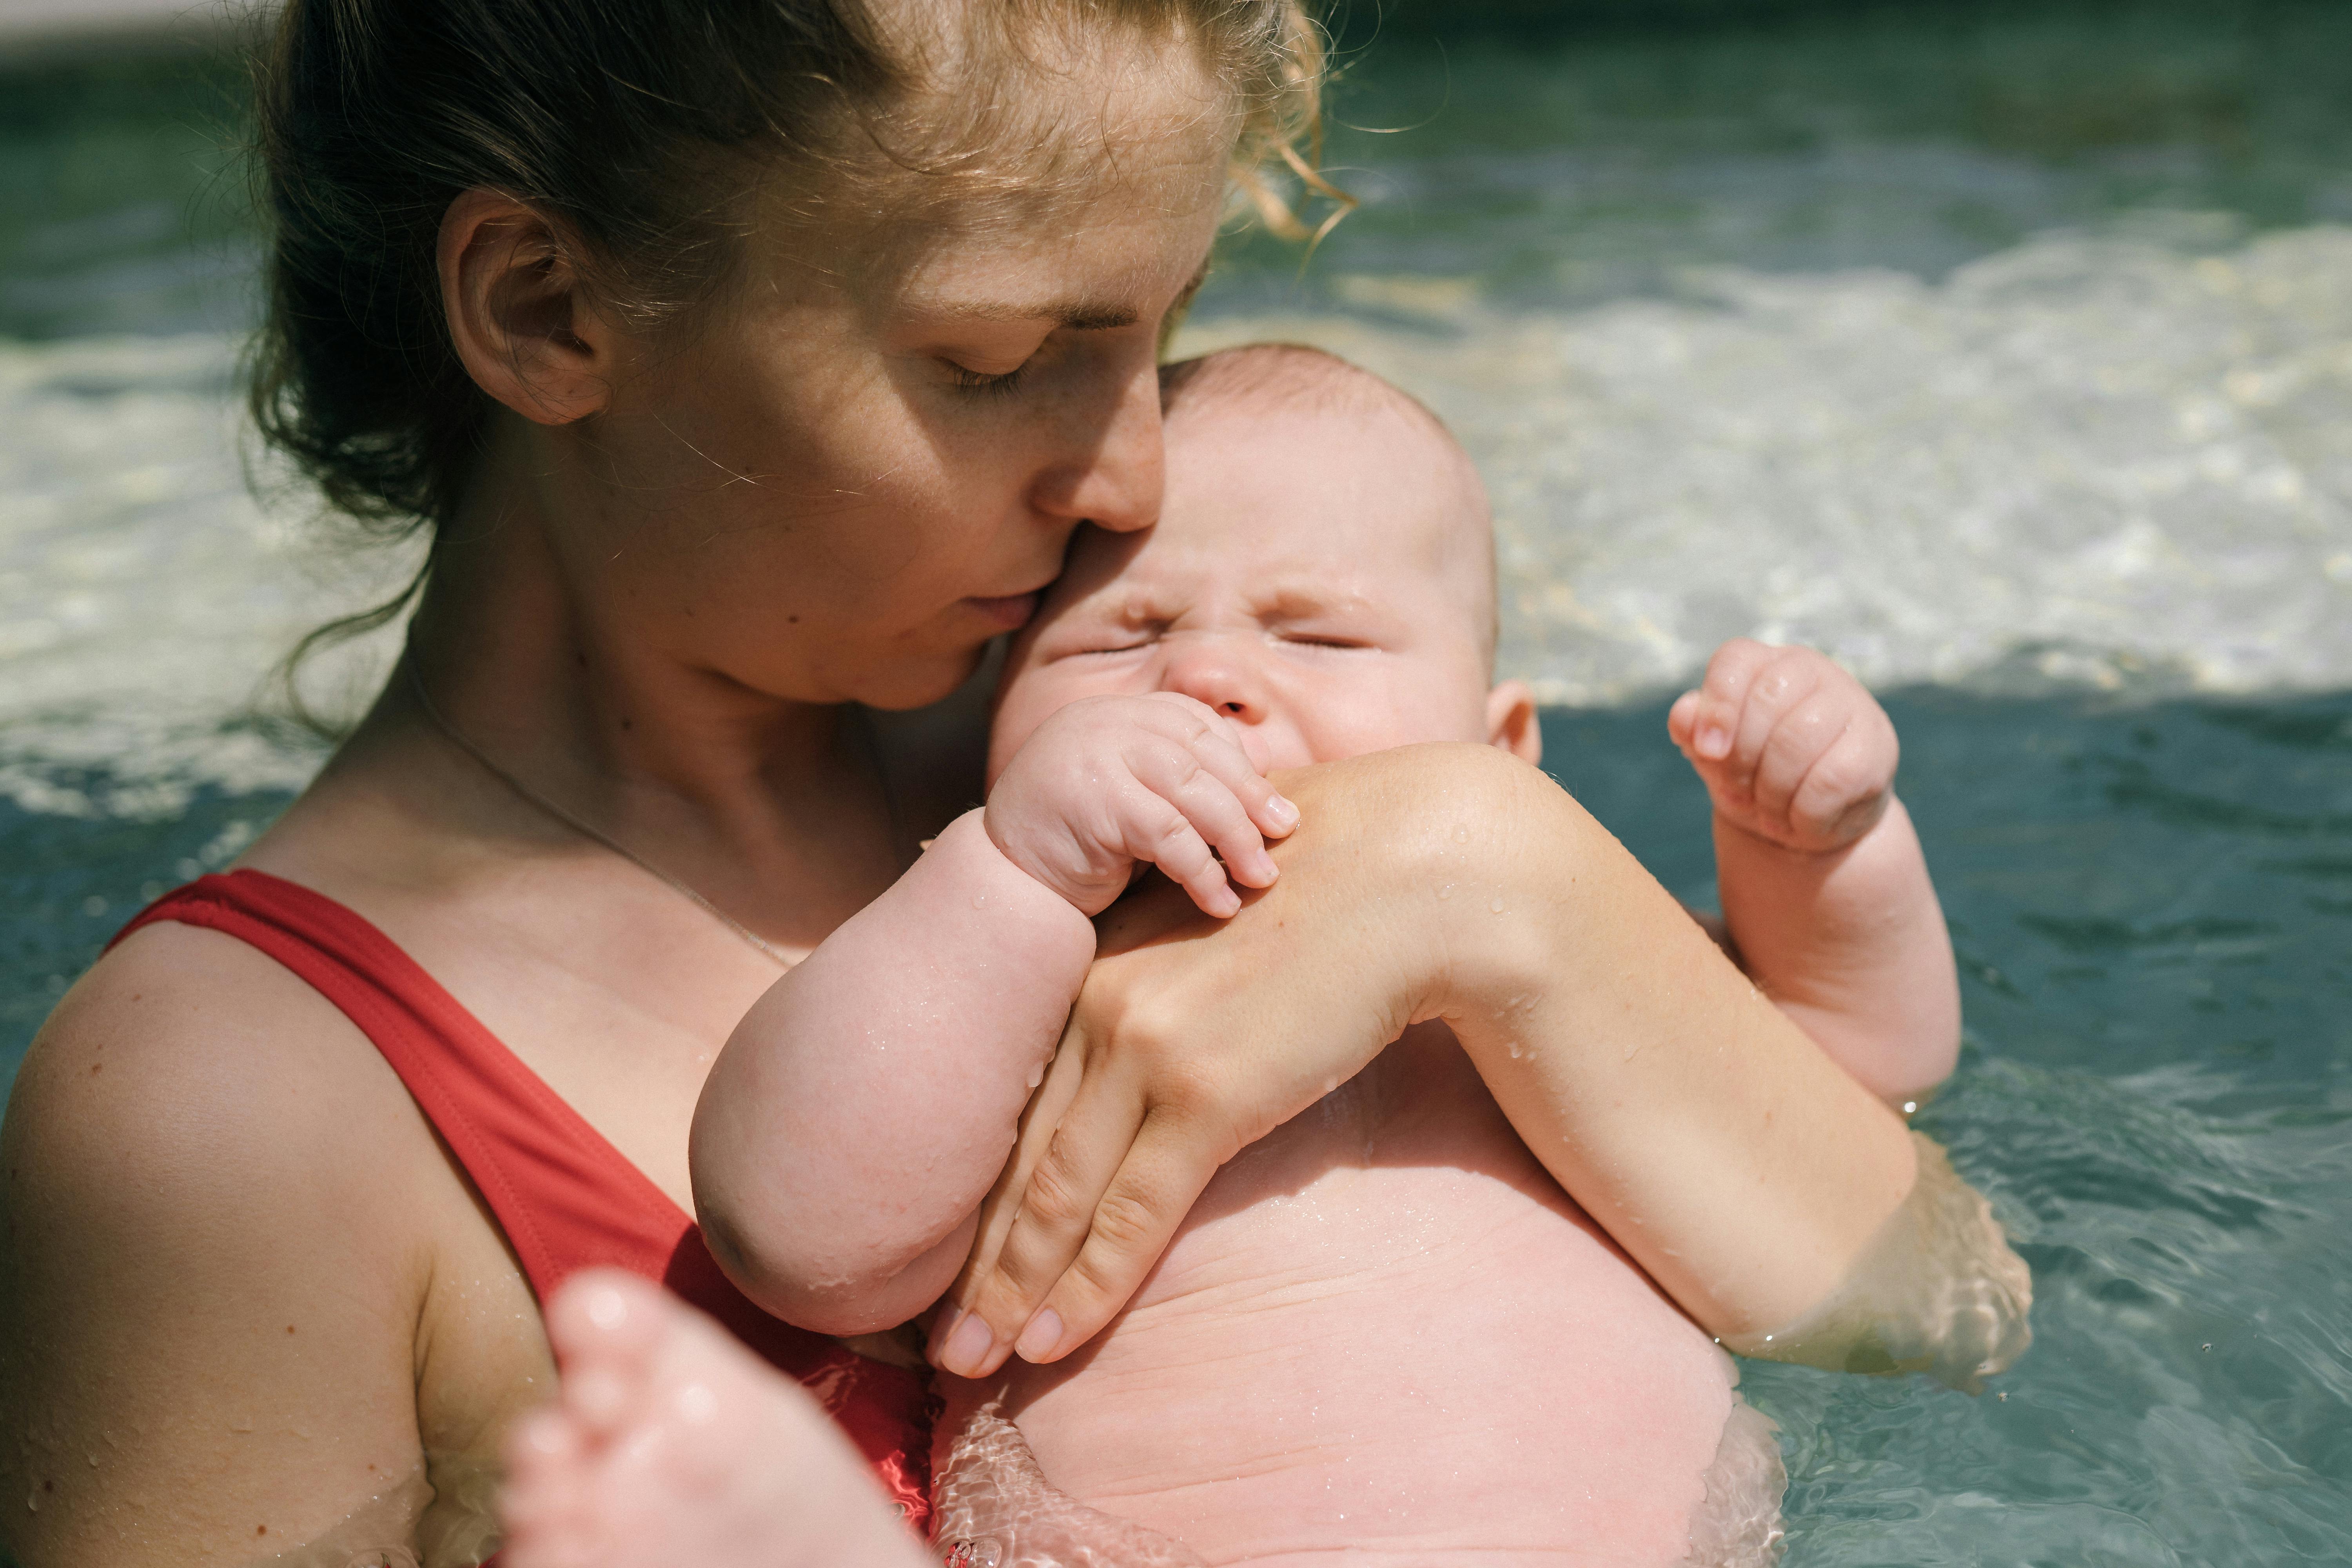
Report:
1158,344,1498,664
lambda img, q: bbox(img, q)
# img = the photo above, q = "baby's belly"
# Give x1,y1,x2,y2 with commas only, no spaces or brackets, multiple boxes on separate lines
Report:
950,1028,1746,1566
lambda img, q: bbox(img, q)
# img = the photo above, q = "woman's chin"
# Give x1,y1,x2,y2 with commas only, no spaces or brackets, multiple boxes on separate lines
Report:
846,643,997,714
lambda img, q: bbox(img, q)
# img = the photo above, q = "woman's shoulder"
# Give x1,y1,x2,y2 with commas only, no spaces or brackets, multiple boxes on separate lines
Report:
6,918,442,1242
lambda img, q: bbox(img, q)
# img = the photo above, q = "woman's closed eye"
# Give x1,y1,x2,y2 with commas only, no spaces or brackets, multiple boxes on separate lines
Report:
947,359,1031,397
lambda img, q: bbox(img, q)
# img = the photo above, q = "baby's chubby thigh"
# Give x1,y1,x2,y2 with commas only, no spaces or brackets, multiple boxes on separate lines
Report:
957,1085,1748,1564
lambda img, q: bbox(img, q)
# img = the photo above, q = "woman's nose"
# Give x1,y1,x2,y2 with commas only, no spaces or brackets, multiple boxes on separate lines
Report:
1163,647,1267,726
1031,354,1163,534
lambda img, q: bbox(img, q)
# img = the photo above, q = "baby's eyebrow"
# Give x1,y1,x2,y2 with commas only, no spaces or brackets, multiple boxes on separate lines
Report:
1255,583,1368,621
1096,592,1176,628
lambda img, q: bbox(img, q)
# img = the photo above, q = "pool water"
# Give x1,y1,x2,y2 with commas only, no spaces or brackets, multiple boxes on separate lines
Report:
3,4,2349,1563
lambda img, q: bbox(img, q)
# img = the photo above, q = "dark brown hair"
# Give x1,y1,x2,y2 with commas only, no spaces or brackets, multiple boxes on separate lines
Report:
247,0,1333,716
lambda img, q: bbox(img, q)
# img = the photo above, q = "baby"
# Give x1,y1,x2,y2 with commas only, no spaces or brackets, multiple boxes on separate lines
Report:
506,345,1993,1567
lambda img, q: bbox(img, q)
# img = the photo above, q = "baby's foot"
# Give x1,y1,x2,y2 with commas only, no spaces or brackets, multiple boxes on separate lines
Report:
933,1399,1205,1568
501,1269,929,1568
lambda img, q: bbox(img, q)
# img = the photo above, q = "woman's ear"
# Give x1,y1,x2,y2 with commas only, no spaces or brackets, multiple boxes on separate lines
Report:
438,187,613,426
1485,679,1543,766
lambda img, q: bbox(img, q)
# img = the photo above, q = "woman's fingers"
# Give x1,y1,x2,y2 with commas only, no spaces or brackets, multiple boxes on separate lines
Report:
937,1064,1151,1376
1007,1111,1221,1364
932,1038,1091,1375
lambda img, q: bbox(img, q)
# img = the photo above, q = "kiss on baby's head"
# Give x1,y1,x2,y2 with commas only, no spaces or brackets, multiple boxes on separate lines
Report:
990,343,1541,782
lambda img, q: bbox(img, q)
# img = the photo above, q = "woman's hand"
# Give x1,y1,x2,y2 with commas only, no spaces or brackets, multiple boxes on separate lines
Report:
928,744,1535,1378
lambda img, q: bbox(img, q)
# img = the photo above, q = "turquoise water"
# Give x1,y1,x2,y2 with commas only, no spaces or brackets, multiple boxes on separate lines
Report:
4,5,2350,1562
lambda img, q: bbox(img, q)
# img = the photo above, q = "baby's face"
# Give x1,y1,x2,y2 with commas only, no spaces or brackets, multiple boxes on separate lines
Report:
991,396,1532,781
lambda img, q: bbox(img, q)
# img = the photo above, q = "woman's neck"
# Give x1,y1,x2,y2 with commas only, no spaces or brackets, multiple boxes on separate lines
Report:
342,454,907,951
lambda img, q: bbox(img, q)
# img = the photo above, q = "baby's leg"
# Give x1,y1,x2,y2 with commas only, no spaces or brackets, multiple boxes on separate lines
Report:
933,1396,1205,1568
501,1270,929,1568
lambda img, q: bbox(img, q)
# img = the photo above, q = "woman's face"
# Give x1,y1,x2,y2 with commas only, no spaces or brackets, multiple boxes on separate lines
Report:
556,50,1234,713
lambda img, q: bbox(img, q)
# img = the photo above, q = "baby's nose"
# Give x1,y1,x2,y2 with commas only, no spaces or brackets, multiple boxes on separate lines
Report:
1163,651,1266,728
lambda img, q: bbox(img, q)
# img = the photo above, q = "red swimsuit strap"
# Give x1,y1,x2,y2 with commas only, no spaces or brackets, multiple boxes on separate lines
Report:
112,871,935,1529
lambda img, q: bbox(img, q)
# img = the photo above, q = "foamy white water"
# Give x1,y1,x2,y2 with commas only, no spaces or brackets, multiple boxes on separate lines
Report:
4,223,2350,815
1180,223,2352,705
0,333,416,816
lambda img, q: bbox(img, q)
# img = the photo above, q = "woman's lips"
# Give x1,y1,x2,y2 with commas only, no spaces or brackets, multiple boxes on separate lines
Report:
964,591,1042,630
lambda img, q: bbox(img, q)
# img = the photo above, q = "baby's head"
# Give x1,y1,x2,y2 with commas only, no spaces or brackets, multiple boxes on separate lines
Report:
991,344,1538,779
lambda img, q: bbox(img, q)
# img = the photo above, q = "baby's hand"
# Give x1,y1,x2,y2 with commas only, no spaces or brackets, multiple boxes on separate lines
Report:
985,693,1299,918
1668,640,1898,853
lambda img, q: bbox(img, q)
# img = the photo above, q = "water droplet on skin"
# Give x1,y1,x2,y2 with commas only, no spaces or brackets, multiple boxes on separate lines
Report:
1452,824,1470,844
1489,896,1506,913
1434,882,1454,900
1025,1060,1045,1089
972,893,987,908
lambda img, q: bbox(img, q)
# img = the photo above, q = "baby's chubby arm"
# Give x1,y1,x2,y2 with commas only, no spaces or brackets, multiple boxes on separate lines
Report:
1669,641,1960,1103
691,694,1296,1337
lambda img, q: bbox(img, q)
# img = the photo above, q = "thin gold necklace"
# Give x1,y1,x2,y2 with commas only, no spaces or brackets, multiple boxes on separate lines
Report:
405,657,903,969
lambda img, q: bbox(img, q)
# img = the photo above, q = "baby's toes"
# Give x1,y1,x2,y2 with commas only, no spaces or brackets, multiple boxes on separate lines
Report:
500,1416,597,1568
541,1271,678,1441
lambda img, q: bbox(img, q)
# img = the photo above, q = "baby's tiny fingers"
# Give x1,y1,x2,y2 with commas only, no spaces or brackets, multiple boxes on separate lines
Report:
1129,806,1239,918
1671,689,1739,763
1751,692,1850,825
1128,737,1279,891
1788,720,1897,846
1724,655,1824,794
1155,701,1297,842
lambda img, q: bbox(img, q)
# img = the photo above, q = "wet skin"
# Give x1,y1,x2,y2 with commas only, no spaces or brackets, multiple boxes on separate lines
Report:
946,1022,1741,1566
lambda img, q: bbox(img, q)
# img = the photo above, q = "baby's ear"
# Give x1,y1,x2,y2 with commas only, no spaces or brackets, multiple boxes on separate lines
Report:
1485,680,1542,766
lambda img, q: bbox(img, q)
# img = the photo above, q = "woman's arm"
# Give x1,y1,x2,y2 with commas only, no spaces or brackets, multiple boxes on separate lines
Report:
933,743,1951,1376
0,929,474,1566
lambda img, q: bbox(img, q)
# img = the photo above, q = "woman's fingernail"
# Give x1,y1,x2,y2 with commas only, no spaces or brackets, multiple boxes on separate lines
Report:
1013,1307,1064,1363
1267,795,1299,831
1697,725,1731,759
940,1311,995,1376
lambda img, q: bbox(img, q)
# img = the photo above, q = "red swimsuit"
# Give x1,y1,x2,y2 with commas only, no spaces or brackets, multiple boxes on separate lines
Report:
113,870,936,1534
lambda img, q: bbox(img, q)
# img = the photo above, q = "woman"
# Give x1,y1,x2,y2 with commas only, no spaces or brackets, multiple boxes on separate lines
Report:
0,2,1946,1564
